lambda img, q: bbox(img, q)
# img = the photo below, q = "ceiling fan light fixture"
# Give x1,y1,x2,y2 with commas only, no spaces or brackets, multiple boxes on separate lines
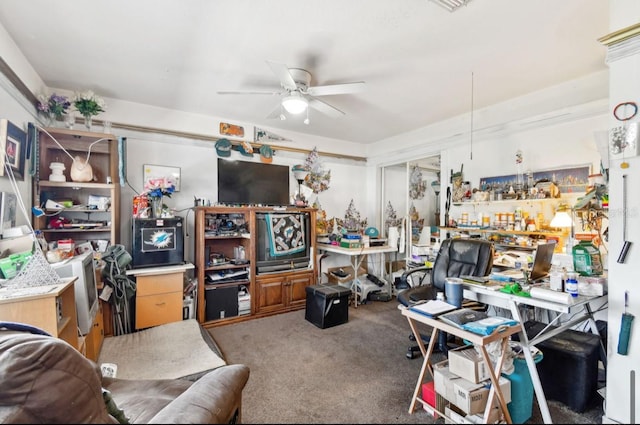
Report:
282,93,308,114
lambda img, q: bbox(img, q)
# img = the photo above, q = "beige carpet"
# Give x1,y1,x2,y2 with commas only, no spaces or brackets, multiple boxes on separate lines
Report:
98,319,226,380
209,300,604,424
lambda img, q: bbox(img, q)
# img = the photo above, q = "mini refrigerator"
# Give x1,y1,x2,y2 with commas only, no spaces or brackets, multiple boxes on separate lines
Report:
132,217,184,268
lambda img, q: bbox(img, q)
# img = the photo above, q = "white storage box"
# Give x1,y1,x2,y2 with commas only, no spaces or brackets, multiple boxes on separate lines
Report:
434,360,461,404
448,345,491,383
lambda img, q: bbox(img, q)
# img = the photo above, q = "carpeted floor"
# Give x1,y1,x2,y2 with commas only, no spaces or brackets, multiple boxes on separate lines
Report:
209,300,605,424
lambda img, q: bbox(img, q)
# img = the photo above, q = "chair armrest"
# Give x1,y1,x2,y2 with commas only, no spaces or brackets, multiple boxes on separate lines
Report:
149,364,250,424
398,266,432,289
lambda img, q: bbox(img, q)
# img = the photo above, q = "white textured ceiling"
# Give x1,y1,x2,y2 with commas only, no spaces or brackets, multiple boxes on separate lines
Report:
0,0,609,144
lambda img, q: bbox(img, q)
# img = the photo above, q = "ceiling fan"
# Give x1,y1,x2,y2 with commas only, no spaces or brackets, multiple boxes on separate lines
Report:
217,61,365,121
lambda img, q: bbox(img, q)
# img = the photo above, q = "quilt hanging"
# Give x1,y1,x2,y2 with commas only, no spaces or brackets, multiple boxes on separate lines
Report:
266,213,306,256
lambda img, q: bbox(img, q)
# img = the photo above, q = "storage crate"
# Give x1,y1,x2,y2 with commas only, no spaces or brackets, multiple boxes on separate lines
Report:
305,284,351,329
326,265,367,285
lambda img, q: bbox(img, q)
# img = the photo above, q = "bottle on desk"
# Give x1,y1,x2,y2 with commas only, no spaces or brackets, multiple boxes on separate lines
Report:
565,272,579,297
549,262,564,292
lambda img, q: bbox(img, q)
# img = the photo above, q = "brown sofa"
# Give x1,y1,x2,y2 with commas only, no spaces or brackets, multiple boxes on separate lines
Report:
0,324,250,424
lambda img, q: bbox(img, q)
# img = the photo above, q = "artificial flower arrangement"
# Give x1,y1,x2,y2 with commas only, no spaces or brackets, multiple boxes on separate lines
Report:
144,177,176,199
72,90,106,118
36,93,71,121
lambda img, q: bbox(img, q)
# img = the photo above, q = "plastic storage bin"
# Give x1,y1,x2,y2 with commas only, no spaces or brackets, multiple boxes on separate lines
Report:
517,320,601,412
305,284,351,329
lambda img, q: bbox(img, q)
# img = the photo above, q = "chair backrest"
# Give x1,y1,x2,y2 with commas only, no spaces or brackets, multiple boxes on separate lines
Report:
431,238,494,291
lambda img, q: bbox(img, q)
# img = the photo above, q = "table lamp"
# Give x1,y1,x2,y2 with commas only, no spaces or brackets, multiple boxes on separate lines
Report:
550,203,574,253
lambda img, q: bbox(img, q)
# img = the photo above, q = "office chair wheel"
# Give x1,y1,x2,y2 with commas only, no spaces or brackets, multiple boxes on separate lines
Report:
406,348,420,359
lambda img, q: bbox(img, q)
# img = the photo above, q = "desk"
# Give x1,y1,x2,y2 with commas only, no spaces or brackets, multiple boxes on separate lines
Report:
316,244,396,307
402,306,522,423
461,282,607,424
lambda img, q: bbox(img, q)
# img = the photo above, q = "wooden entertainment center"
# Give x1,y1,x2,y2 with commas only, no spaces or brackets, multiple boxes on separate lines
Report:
194,206,316,328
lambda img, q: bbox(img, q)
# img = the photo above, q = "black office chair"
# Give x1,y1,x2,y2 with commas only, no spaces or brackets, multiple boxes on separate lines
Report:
397,238,494,358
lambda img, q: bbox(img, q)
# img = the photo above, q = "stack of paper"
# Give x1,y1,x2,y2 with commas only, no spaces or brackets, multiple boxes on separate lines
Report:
409,299,458,318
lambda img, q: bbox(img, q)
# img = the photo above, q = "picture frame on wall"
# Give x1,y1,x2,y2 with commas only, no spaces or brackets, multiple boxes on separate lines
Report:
0,192,17,238
0,119,27,181
143,164,181,192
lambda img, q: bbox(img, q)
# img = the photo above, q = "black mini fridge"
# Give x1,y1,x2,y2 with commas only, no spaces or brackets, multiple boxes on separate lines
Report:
132,217,184,268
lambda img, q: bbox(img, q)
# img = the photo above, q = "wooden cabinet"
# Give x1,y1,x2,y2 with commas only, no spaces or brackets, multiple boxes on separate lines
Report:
128,266,192,330
32,127,120,247
84,301,104,362
194,206,316,328
0,278,80,351
255,270,314,313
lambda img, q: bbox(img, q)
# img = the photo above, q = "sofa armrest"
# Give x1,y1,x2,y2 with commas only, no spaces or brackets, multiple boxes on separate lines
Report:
148,364,250,424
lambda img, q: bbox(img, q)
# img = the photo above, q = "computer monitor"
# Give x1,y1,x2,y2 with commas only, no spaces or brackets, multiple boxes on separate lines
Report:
530,242,556,281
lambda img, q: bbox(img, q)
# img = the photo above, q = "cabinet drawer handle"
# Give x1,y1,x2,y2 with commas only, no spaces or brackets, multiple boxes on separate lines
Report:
155,302,166,306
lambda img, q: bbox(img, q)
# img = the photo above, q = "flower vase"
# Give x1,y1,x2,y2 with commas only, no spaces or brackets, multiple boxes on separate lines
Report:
83,114,93,131
151,196,163,218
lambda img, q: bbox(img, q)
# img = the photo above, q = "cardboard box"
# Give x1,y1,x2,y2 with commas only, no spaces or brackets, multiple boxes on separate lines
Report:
386,260,406,273
453,376,511,415
465,405,502,424
448,345,491,383
339,240,362,249
444,406,473,424
326,264,368,285
434,360,461,404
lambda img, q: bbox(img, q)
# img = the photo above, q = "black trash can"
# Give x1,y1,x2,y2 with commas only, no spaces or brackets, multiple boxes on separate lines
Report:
305,284,351,329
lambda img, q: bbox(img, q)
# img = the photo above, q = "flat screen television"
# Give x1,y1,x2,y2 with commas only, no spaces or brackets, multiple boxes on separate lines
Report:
255,211,312,274
51,252,99,336
218,158,290,206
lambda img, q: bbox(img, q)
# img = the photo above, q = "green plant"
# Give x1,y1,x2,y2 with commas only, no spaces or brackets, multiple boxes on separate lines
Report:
36,93,71,120
73,90,106,117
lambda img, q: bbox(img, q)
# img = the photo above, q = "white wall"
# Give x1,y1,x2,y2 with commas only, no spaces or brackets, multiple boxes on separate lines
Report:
121,131,367,263
603,1,640,423
0,71,39,230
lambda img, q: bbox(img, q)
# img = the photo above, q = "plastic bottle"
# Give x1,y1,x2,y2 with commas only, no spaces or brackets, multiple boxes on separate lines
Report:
549,262,564,292
566,271,579,297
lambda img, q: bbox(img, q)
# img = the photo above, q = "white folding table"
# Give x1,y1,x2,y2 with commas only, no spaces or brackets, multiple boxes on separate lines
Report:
316,243,397,307
461,282,607,424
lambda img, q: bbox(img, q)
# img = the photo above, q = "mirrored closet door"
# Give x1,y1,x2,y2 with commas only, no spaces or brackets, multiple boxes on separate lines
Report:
380,155,441,261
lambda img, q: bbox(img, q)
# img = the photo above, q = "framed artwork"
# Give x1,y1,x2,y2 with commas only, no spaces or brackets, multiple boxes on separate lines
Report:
254,127,292,143
0,119,27,180
0,192,17,237
479,164,590,194
219,122,244,137
143,164,181,192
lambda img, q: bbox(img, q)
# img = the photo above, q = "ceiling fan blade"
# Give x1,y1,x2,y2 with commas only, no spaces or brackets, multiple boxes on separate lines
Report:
307,81,365,97
266,103,284,120
266,61,298,91
217,90,281,95
308,97,345,118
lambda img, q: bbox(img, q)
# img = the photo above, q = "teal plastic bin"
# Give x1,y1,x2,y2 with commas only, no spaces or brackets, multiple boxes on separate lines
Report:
504,353,543,424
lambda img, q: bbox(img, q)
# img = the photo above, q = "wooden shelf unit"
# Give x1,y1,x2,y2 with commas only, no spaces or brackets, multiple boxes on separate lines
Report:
194,206,316,328
32,127,120,246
